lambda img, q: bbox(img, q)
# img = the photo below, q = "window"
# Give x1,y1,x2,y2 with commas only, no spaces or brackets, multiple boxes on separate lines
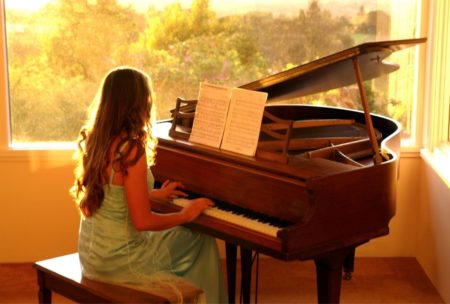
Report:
3,0,421,147
423,0,450,151
421,0,450,186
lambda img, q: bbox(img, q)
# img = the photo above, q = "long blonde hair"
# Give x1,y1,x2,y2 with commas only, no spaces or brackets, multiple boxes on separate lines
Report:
71,67,157,217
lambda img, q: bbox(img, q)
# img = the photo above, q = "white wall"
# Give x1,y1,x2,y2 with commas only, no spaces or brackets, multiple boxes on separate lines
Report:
0,152,79,261
416,159,450,303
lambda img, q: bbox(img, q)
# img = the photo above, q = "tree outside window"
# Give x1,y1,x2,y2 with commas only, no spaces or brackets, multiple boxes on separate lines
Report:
4,0,420,144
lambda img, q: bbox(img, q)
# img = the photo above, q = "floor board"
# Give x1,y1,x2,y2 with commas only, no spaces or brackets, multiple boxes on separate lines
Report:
0,257,444,303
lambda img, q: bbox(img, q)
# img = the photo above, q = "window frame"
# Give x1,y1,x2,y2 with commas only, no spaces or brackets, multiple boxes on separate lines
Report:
0,1,74,162
0,0,435,165
420,0,450,186
0,1,9,151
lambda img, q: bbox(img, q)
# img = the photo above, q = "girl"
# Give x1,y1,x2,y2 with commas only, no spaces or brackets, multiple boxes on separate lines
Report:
71,66,227,303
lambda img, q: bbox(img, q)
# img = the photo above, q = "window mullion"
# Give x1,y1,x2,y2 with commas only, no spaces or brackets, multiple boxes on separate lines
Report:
0,3,10,150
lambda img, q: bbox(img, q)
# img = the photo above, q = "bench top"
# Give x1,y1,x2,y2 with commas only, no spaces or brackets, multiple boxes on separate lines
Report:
34,253,171,303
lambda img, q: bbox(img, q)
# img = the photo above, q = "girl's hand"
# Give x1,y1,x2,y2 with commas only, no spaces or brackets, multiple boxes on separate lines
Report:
181,198,214,222
150,180,188,203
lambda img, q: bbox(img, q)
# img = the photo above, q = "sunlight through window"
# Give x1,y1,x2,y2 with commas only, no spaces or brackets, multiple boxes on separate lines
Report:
4,0,421,147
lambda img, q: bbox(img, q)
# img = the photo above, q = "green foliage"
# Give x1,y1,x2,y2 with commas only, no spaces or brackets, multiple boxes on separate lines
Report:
293,0,354,62
4,0,407,143
355,10,390,40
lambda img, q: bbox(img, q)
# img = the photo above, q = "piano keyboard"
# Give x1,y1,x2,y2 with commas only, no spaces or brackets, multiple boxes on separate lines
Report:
172,198,291,237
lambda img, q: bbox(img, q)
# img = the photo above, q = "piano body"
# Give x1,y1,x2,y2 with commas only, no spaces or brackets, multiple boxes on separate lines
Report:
151,38,426,303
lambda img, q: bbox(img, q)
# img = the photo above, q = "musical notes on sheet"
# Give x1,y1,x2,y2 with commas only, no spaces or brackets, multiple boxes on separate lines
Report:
189,82,267,156
221,88,267,156
189,83,231,148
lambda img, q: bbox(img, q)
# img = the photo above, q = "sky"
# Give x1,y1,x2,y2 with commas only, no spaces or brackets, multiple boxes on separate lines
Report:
4,0,386,16
4,0,54,11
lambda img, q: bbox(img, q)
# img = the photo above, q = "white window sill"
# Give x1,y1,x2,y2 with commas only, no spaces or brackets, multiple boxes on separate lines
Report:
0,142,76,163
420,145,450,188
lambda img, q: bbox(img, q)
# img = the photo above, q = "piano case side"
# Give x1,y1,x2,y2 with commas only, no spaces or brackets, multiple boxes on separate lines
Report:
278,156,398,260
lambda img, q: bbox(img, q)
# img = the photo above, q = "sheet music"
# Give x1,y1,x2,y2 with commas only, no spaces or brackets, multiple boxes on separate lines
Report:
189,82,267,156
221,88,267,156
189,83,232,148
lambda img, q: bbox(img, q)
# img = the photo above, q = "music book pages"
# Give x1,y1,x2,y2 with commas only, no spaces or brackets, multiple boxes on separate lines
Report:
189,82,232,148
221,87,267,156
189,82,267,157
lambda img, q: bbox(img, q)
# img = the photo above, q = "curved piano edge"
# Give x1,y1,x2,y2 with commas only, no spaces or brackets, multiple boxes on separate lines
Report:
371,111,402,180
379,126,401,162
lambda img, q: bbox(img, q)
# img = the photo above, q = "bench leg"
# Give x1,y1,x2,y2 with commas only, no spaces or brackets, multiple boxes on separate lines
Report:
36,269,52,304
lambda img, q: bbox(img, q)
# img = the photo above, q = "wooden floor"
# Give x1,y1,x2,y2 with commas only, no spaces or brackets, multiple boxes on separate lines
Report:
0,257,444,303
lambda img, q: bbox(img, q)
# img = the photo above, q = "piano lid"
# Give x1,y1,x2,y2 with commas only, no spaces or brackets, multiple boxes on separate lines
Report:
240,38,426,101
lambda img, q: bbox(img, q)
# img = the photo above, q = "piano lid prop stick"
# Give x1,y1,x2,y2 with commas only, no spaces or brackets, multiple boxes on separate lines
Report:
352,57,383,165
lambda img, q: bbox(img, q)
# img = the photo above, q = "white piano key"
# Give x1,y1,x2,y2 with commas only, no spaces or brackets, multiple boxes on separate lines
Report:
172,198,280,237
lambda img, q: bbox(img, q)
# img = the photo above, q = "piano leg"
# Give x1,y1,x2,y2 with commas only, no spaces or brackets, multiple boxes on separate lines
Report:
314,247,352,304
225,243,253,304
226,243,237,304
240,247,252,304
343,247,355,280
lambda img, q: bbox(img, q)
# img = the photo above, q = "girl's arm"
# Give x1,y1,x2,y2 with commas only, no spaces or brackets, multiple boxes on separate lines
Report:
123,148,212,231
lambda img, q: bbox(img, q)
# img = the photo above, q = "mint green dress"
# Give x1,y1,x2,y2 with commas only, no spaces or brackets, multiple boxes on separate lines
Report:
78,167,227,304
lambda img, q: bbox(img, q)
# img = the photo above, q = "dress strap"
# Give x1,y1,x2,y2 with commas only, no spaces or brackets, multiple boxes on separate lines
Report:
108,167,116,185
108,141,129,185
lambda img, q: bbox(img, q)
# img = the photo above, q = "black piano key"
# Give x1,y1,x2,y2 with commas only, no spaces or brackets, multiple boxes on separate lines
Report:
212,200,293,228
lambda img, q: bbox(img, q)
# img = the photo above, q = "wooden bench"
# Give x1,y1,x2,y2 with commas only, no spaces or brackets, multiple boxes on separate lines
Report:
33,253,170,303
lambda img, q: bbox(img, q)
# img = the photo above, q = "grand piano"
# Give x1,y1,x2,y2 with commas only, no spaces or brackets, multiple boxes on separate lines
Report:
151,38,426,303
